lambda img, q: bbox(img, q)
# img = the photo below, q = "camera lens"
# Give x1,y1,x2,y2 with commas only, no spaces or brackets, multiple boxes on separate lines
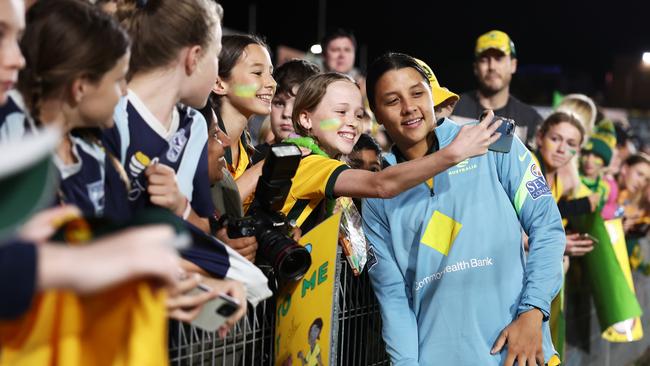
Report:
277,246,312,282
258,229,312,283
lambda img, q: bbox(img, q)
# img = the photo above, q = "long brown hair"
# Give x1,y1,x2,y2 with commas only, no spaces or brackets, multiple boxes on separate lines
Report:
17,0,130,120
116,0,223,78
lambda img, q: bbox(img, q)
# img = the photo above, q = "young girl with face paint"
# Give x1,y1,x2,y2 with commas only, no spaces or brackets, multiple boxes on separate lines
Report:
211,34,276,203
284,71,502,233
579,119,619,220
535,112,597,257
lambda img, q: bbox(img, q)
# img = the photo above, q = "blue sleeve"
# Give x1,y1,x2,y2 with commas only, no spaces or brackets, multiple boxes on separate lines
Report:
362,198,419,366
0,240,37,319
494,137,565,320
191,143,215,218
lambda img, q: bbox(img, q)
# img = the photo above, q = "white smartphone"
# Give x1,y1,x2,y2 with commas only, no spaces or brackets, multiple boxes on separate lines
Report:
189,284,241,332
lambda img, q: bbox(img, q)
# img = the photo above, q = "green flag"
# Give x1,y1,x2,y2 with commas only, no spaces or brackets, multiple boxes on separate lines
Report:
571,213,642,331
552,91,564,108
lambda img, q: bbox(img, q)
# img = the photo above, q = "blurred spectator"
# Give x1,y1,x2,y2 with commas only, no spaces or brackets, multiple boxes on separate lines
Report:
580,119,620,219
453,30,542,145
321,28,356,75
554,94,598,198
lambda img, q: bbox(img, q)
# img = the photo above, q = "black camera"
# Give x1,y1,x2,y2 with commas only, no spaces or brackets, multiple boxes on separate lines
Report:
220,143,311,284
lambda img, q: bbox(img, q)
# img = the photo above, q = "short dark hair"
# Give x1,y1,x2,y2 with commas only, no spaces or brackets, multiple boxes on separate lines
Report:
365,52,430,112
353,133,381,156
321,28,357,53
274,59,320,97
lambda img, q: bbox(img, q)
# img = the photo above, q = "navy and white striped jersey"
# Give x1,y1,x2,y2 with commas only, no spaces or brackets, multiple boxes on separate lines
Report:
0,91,130,220
103,91,214,217
55,135,131,220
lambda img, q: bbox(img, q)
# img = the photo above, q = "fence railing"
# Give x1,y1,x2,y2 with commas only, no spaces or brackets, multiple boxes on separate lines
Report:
169,249,390,366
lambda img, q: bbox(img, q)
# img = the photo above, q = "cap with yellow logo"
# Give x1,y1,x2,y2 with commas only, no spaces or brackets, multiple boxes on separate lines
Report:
475,30,516,58
414,58,459,107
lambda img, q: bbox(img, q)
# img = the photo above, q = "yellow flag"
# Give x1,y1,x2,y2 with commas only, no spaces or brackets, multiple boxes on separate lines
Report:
602,218,644,342
0,281,168,366
275,213,341,366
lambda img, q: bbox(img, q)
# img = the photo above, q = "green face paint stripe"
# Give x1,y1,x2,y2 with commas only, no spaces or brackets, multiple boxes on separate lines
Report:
233,84,259,98
319,118,342,131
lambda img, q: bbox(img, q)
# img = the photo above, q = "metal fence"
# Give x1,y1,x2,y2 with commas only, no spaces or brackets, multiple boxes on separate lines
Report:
169,249,390,366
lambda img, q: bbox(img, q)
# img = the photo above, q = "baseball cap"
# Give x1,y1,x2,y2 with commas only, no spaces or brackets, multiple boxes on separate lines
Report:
414,58,459,107
475,30,516,58
0,127,61,241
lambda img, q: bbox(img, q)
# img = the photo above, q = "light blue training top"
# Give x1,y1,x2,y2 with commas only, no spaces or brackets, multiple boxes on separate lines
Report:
363,118,565,365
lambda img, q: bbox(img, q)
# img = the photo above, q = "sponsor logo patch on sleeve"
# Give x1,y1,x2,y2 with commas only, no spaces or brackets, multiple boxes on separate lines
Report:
525,163,551,199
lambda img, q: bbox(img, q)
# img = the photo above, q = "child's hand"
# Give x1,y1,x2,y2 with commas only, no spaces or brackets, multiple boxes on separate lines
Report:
166,272,216,322
145,162,187,216
200,278,247,338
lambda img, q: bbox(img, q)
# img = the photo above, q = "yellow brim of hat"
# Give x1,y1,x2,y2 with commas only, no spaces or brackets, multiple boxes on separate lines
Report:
433,86,459,107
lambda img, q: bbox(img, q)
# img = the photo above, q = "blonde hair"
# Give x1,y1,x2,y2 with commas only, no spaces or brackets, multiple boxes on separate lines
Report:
116,0,222,77
291,72,359,137
555,94,597,142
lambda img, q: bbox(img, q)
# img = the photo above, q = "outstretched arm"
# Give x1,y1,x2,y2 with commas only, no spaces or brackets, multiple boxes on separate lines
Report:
335,111,502,199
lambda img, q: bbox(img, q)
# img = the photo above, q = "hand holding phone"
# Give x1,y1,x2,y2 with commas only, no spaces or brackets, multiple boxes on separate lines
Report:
479,111,516,153
565,232,596,257
579,233,599,245
189,284,242,332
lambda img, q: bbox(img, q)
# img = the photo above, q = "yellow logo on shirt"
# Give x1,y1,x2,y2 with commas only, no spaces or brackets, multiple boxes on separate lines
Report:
129,151,151,177
421,210,462,256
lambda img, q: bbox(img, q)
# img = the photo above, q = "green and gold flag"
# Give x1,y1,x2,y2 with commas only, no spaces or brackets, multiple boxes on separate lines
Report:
571,214,643,342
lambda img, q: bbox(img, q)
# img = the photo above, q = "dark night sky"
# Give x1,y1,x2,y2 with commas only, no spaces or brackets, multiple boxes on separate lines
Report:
219,0,650,107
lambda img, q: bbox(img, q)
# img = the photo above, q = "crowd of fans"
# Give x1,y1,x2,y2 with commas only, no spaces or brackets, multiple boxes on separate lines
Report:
1,0,649,365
